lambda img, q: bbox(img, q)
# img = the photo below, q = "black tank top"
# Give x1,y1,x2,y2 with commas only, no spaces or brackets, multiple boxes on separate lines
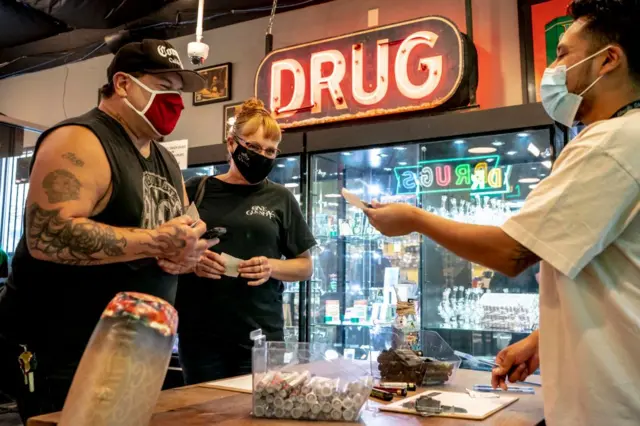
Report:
0,108,184,356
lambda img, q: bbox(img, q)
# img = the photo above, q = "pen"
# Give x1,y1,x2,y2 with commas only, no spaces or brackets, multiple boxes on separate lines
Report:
473,384,535,394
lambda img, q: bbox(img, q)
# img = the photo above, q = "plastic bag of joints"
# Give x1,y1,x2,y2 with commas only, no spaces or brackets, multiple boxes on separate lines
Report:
251,329,374,422
59,292,178,426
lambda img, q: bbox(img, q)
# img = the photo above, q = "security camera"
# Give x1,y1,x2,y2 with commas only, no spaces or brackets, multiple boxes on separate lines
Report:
187,41,209,65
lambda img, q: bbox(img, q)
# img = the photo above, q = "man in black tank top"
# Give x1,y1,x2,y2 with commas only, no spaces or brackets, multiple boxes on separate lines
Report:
0,39,214,422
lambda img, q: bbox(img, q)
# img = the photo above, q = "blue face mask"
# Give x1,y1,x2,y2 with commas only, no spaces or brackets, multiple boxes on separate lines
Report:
540,46,609,127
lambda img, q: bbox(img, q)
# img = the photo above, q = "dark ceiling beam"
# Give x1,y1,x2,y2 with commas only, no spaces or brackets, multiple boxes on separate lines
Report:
0,0,335,79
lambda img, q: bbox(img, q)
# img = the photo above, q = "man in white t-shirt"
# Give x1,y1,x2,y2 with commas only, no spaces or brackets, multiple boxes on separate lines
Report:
364,1,640,424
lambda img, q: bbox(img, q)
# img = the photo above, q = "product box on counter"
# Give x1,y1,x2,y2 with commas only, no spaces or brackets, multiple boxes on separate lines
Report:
370,328,461,387
251,329,373,422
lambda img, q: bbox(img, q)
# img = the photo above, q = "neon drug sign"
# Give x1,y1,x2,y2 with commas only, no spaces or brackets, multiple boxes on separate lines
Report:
394,155,513,196
255,16,478,128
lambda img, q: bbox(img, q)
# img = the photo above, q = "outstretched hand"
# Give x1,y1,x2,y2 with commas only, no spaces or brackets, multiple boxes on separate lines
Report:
363,201,419,237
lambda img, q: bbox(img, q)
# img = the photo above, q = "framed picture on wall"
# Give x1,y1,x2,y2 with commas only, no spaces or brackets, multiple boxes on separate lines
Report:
222,101,243,142
193,63,232,106
518,0,572,103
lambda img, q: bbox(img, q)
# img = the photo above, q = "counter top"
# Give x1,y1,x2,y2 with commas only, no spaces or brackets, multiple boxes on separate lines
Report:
28,369,544,426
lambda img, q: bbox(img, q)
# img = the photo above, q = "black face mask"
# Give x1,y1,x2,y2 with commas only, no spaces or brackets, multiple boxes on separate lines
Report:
232,142,276,184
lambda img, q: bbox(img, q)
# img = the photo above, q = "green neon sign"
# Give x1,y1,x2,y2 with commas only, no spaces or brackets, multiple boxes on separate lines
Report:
394,155,513,196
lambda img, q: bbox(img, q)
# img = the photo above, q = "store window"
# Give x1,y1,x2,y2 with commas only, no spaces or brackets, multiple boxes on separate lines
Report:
0,124,36,261
309,128,552,364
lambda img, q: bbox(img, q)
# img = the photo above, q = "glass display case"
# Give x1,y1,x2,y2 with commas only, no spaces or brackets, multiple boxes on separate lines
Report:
308,128,554,362
181,155,304,343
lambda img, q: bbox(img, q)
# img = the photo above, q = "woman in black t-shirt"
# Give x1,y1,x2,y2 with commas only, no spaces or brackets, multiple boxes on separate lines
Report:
170,98,316,384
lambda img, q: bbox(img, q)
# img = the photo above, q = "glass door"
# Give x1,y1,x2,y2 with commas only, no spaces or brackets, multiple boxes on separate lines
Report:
308,146,422,361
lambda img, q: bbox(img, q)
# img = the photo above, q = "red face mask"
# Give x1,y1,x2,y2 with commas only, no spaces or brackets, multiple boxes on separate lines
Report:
123,74,184,136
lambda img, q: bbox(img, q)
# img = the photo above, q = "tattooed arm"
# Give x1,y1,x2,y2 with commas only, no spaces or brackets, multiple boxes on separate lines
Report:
26,126,209,266
410,210,540,277
366,204,540,277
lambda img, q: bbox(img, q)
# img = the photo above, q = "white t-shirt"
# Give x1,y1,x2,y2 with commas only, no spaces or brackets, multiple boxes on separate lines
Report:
501,109,640,426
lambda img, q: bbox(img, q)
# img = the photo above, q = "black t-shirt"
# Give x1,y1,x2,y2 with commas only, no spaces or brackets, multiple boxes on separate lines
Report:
176,177,316,343
0,108,184,358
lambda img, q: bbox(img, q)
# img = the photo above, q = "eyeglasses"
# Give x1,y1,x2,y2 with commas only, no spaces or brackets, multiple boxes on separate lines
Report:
235,136,281,158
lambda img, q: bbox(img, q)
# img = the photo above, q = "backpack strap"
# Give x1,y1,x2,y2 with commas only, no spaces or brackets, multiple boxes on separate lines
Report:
194,176,209,208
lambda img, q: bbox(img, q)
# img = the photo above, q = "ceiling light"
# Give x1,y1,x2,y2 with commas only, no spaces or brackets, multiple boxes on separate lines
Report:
287,157,296,162
277,164,285,168
379,153,389,158
507,151,517,156
284,183,299,188
292,176,300,180
327,202,339,207
529,184,538,189
492,141,504,146
468,147,497,154
531,166,537,170
486,158,494,163
518,132,529,137
527,143,541,157
325,194,342,198
541,160,552,169
398,161,408,166
384,167,392,171
343,152,352,156
454,140,465,145
519,177,540,184
394,146,407,151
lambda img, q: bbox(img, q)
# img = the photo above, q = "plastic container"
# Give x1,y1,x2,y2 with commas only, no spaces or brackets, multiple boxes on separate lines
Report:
251,329,373,422
370,328,461,387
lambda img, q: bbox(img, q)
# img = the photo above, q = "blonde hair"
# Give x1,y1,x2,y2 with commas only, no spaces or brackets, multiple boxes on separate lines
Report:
230,97,282,143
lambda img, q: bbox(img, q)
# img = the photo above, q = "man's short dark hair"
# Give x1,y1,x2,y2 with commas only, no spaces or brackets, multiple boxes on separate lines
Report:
99,71,144,99
568,0,640,82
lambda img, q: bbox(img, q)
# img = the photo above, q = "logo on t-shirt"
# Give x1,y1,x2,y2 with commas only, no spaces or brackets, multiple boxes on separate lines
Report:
141,172,183,229
246,205,276,220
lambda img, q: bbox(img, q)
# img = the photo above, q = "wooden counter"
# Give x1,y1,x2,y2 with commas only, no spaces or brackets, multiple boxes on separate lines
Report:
28,369,544,426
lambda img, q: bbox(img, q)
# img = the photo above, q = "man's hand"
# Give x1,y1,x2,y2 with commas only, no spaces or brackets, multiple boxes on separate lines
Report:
158,239,219,275
492,331,540,390
238,256,272,286
194,250,226,280
149,217,215,266
364,201,419,237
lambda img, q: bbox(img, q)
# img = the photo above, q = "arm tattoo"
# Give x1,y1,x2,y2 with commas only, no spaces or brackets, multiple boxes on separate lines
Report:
27,203,126,265
137,227,187,258
42,169,81,204
512,243,541,273
62,152,84,167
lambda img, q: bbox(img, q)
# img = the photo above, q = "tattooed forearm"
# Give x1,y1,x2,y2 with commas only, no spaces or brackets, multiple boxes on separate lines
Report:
42,169,81,204
62,152,84,167
511,243,541,274
137,227,187,258
26,203,127,265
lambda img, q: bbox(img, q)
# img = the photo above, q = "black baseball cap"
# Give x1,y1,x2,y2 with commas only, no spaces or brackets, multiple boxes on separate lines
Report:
107,39,206,92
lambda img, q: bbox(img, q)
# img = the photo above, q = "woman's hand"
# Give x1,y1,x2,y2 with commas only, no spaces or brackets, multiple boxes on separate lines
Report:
194,250,226,280
238,256,272,286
